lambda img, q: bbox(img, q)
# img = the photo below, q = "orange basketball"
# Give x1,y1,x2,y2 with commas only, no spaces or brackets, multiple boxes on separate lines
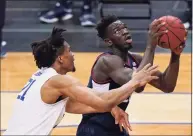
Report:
157,15,187,54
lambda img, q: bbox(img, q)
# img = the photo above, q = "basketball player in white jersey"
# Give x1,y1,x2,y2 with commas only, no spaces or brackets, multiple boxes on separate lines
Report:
4,27,159,135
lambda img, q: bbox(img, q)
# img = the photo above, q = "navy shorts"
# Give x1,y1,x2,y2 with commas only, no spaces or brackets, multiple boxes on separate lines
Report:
76,123,129,136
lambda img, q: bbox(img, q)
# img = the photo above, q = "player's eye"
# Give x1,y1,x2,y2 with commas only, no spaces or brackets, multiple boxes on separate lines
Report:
114,29,121,34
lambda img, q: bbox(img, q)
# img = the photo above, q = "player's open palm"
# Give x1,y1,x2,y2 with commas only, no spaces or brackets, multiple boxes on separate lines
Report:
132,63,159,86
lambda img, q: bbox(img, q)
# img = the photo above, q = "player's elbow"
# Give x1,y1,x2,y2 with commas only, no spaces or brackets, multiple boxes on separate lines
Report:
65,106,74,113
162,85,175,93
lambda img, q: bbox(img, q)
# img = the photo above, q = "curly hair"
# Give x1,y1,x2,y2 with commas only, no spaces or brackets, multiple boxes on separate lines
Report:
31,27,67,68
96,15,119,39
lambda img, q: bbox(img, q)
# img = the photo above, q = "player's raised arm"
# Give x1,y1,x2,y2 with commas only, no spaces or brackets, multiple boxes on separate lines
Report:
94,21,166,91
136,19,167,70
96,20,167,93
131,18,186,93
50,64,159,113
131,51,181,93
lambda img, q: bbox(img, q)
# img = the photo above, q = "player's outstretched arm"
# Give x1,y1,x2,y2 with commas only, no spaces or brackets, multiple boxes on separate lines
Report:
51,75,138,112
65,98,103,114
61,64,159,113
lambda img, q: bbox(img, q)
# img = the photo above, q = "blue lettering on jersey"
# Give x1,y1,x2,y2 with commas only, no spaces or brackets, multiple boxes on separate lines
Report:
34,71,42,76
17,78,36,101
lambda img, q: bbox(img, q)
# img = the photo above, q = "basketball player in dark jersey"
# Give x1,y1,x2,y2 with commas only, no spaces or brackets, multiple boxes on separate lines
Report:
76,15,183,136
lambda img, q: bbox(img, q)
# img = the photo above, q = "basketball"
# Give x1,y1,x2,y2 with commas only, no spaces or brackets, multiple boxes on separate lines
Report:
157,15,187,54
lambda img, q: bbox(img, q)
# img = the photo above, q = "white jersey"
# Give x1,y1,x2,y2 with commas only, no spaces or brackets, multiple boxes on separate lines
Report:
4,68,67,135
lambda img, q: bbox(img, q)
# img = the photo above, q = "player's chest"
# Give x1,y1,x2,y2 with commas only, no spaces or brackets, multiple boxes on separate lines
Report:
124,58,138,70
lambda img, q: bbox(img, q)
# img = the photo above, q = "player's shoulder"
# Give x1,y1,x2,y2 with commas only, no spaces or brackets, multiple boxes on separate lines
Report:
98,54,123,64
45,74,80,89
96,54,125,72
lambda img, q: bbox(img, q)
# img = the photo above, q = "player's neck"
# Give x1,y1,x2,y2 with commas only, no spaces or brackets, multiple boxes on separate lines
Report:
51,65,68,75
110,47,128,62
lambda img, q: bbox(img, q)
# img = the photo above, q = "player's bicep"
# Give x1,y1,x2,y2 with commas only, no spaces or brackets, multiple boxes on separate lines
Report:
101,56,133,85
108,68,133,85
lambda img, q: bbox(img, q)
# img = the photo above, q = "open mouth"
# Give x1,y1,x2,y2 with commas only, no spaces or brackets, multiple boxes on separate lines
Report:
125,35,132,43
126,39,132,43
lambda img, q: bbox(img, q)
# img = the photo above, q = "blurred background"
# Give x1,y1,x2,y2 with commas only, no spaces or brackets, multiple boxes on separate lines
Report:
0,0,192,53
1,0,192,135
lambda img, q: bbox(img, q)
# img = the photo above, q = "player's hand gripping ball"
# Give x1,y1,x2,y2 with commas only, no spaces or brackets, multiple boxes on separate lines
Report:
157,15,188,55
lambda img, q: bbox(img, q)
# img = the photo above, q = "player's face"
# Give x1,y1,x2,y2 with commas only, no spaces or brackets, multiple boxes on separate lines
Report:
106,21,133,50
60,42,76,72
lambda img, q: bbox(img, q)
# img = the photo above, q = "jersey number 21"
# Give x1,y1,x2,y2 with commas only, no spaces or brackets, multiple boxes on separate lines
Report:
17,78,36,101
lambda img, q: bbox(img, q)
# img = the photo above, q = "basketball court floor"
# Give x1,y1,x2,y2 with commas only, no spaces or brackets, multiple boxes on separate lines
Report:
0,28,192,136
1,51,191,135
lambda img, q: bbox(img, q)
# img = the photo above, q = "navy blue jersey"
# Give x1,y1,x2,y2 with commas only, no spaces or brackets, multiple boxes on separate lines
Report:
77,52,142,136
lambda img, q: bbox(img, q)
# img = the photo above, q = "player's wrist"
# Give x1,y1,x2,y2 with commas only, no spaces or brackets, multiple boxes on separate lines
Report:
121,80,139,92
129,80,140,88
171,51,181,57
171,52,180,62
111,106,119,116
146,40,157,49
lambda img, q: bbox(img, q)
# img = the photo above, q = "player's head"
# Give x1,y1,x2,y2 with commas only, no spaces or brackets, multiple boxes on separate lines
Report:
96,15,132,51
31,27,75,74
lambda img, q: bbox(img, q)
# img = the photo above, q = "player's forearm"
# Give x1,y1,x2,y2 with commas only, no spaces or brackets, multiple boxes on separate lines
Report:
137,45,156,71
66,84,137,113
65,80,138,112
161,52,180,92
66,99,103,114
132,46,156,93
66,100,118,114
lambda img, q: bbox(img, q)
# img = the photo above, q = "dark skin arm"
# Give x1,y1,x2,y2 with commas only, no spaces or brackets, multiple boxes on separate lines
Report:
93,55,145,93
93,55,133,85
93,19,179,93
93,45,157,92
92,19,180,133
93,23,163,93
94,46,180,94
131,52,180,93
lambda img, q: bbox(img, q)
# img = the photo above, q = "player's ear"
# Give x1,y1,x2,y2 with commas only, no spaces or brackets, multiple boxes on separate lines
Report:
58,56,63,64
104,38,113,46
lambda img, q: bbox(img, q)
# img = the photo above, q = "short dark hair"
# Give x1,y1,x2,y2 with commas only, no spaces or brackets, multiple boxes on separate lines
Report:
31,27,66,68
96,15,119,39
